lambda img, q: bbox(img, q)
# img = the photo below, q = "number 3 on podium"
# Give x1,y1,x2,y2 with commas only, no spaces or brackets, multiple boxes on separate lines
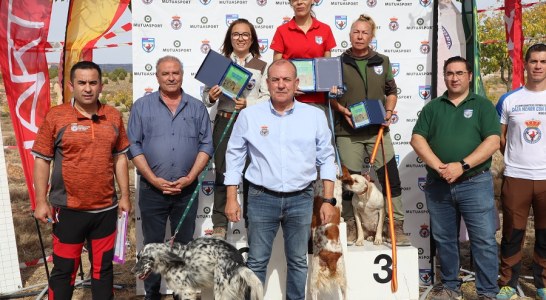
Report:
373,254,393,283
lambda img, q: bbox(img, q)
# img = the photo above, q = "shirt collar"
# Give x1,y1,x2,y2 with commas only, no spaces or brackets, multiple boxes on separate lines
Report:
439,90,476,106
230,52,253,65
157,88,187,111
71,99,104,119
268,98,296,116
287,17,319,32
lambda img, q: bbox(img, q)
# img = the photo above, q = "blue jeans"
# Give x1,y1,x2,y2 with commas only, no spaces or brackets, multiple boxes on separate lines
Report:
424,171,499,298
246,184,313,300
138,178,198,300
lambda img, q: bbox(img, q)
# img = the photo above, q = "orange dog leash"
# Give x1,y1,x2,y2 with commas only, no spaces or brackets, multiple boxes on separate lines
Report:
370,125,398,293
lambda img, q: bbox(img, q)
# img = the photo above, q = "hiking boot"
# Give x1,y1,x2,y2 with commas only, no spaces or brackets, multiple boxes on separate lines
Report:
387,220,411,246
345,217,357,245
429,285,462,300
496,286,517,300
537,288,546,300
212,226,227,239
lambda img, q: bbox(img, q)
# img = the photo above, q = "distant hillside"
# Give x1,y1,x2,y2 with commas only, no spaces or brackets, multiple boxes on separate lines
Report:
100,64,132,73
47,63,132,73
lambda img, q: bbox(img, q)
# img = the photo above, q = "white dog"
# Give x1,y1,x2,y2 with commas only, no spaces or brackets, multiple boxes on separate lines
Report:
343,174,385,246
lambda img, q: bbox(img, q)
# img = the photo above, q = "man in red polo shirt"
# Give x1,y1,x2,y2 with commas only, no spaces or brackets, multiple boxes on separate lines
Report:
33,61,130,300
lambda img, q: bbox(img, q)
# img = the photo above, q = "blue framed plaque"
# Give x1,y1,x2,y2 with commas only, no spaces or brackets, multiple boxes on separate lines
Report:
348,99,386,128
195,50,253,99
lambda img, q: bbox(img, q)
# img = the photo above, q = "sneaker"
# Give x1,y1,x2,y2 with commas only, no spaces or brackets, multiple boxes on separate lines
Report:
212,226,227,239
496,286,517,300
386,220,412,246
345,217,357,245
429,285,462,300
537,288,546,300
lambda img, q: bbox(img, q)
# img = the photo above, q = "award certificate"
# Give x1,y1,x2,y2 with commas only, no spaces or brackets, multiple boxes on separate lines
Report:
220,64,252,99
349,102,370,128
292,59,315,92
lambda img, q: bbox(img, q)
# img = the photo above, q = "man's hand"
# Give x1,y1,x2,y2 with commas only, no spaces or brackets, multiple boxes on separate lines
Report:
439,162,464,184
34,200,53,224
320,202,337,224
234,97,247,110
171,175,195,194
225,200,241,223
118,195,131,216
151,177,182,194
225,185,241,222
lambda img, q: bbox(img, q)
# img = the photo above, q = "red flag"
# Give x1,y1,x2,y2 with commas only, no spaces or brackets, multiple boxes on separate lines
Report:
505,0,524,89
0,0,52,210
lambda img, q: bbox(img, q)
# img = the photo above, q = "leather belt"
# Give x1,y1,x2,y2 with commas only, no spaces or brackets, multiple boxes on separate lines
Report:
217,111,237,119
250,183,312,198
456,168,489,183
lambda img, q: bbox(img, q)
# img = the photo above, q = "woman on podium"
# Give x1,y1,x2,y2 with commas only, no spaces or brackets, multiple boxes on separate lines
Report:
202,18,269,240
270,0,336,110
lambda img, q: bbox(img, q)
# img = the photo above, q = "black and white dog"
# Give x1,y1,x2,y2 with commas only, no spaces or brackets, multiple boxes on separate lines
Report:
133,237,263,300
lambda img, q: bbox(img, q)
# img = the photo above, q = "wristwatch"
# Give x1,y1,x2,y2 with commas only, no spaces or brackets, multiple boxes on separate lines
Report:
322,197,337,206
459,160,470,172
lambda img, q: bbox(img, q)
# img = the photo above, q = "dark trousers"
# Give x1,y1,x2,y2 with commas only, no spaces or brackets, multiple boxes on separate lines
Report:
49,207,117,300
212,115,249,228
139,178,198,300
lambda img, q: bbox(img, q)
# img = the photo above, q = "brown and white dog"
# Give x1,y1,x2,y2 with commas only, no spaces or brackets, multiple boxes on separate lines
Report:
342,173,385,246
309,178,347,299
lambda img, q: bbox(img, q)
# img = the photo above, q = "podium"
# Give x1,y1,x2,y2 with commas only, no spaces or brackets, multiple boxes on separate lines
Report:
258,226,419,300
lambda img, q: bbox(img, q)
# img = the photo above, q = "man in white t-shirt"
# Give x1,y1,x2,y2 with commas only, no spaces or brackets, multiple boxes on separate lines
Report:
496,43,546,300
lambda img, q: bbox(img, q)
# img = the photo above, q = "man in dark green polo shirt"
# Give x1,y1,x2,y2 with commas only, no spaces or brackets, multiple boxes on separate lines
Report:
410,56,500,300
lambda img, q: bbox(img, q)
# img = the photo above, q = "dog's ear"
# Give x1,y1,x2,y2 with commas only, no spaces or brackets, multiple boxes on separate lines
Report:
340,165,354,184
165,251,184,263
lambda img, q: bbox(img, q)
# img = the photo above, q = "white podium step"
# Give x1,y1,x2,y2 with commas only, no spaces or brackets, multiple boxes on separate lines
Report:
260,226,419,300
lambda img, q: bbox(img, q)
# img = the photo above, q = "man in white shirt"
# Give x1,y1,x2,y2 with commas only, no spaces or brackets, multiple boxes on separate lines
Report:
496,43,546,300
224,59,337,300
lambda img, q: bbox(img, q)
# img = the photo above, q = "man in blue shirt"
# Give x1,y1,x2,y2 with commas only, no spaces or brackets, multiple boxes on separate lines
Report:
224,59,337,300
127,55,213,300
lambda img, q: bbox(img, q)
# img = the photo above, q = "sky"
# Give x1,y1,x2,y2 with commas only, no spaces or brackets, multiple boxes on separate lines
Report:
45,0,533,65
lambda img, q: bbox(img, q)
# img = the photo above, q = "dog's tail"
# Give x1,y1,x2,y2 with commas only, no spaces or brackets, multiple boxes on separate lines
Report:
227,267,264,300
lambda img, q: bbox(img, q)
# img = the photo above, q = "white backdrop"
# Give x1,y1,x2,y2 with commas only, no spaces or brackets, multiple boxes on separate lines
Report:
132,0,435,288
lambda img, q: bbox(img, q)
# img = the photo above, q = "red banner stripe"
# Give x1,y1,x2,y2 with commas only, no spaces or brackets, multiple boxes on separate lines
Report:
0,0,52,210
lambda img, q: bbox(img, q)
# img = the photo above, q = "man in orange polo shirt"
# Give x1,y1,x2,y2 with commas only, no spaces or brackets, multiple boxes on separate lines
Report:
32,61,130,300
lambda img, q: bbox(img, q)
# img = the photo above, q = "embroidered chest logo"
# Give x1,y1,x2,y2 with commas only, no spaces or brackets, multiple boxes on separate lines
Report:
523,119,541,144
70,123,90,132
463,109,473,118
260,125,269,136
315,36,323,45
374,65,383,75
